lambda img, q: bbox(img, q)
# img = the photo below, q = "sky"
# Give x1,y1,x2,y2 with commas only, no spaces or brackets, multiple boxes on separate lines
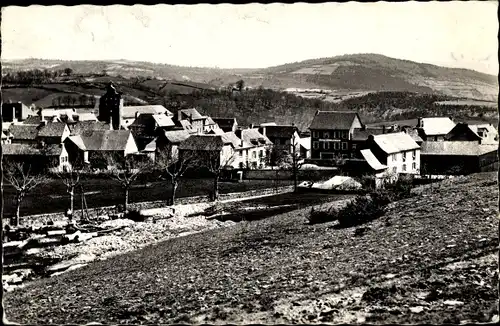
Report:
1,2,498,75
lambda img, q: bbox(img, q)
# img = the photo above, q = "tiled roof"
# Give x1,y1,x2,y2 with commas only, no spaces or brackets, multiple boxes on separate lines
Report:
421,141,498,156
418,117,456,136
178,108,204,121
360,149,387,170
23,115,42,125
122,105,170,119
178,135,224,151
163,130,191,144
69,121,110,136
2,143,62,156
352,127,386,141
74,130,132,151
207,128,225,135
309,111,361,130
153,114,175,127
221,132,242,148
37,122,67,138
372,132,420,154
260,125,298,139
213,118,237,131
241,128,272,147
8,124,39,140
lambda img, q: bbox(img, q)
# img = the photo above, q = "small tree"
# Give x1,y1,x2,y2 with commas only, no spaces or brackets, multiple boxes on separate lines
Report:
156,146,197,205
199,147,236,201
3,162,47,226
54,165,86,219
235,79,245,92
103,153,151,212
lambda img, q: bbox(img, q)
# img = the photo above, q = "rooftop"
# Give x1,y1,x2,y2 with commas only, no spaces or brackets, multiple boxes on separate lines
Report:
122,105,171,119
259,125,298,139
69,130,133,151
162,130,192,144
421,141,498,156
360,149,388,170
371,132,420,154
178,135,224,151
417,117,456,136
2,143,63,156
309,111,362,130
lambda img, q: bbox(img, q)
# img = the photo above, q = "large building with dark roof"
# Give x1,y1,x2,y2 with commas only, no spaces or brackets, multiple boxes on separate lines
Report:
308,110,363,160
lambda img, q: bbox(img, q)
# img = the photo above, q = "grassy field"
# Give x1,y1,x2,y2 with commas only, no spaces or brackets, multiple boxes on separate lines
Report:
4,172,498,324
2,178,293,218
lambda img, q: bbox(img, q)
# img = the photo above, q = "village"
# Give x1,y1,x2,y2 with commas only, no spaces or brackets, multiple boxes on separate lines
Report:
2,81,498,197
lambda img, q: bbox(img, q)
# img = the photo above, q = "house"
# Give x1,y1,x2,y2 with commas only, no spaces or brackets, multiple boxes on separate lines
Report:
2,143,71,173
258,124,300,155
229,128,273,169
155,129,192,160
121,105,172,128
309,111,364,160
2,102,31,122
64,130,138,168
37,121,71,145
416,117,456,141
213,118,238,133
128,113,176,150
350,127,386,158
174,108,209,134
445,122,498,145
364,132,421,175
420,141,498,175
178,134,235,169
204,117,219,133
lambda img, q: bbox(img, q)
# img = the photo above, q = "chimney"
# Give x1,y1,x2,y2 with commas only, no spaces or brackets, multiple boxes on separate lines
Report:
382,125,386,134
262,126,266,136
135,111,139,119
417,117,423,128
249,123,254,129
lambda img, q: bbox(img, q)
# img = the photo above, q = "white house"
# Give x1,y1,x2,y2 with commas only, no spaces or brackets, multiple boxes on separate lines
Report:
365,132,421,176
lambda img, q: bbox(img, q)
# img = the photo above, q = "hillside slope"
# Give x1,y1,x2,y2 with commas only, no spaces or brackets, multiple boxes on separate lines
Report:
3,53,497,100
5,172,498,324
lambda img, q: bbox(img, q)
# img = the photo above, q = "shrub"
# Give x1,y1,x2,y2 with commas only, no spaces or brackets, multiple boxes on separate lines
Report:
307,175,414,226
125,209,146,222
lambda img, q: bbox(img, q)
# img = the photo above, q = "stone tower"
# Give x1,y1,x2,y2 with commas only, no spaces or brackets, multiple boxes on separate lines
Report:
98,82,123,130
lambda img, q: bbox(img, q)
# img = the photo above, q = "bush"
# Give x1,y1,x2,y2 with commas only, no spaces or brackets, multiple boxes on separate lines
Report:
125,209,146,222
307,175,414,226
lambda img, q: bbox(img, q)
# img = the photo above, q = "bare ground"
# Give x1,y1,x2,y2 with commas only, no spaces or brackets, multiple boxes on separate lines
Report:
3,172,498,324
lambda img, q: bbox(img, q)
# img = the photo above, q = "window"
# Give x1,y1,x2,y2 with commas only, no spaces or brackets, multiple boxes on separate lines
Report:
252,151,256,158
412,150,416,159
323,131,330,139
341,142,348,150
322,142,327,150
239,151,243,157
352,143,357,150
259,150,263,157
392,154,397,162
402,164,406,171
393,167,397,173
342,131,348,139
334,142,340,150
313,131,319,138
313,141,319,149
333,131,338,139
402,152,407,162
412,162,416,170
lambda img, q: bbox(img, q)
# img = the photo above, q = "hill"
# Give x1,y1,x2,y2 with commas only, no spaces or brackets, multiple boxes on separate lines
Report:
2,53,498,101
4,172,498,324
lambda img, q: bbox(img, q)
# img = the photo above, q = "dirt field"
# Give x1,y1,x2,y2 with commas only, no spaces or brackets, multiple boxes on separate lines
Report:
3,172,498,324
2,178,293,217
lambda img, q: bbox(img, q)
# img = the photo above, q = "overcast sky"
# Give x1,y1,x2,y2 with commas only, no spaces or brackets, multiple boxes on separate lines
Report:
2,2,498,75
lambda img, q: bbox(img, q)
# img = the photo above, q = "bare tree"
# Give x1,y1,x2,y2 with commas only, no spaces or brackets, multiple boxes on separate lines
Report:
3,162,47,226
199,147,236,201
103,153,151,212
54,165,86,219
156,146,197,205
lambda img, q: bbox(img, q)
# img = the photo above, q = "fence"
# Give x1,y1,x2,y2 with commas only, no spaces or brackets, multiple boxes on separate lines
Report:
243,169,338,181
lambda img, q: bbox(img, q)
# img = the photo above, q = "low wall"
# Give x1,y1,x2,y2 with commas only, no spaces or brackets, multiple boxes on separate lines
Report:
3,185,294,228
243,169,337,181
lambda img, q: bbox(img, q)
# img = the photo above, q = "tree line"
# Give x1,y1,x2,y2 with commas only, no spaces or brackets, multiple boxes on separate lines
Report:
3,68,75,85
